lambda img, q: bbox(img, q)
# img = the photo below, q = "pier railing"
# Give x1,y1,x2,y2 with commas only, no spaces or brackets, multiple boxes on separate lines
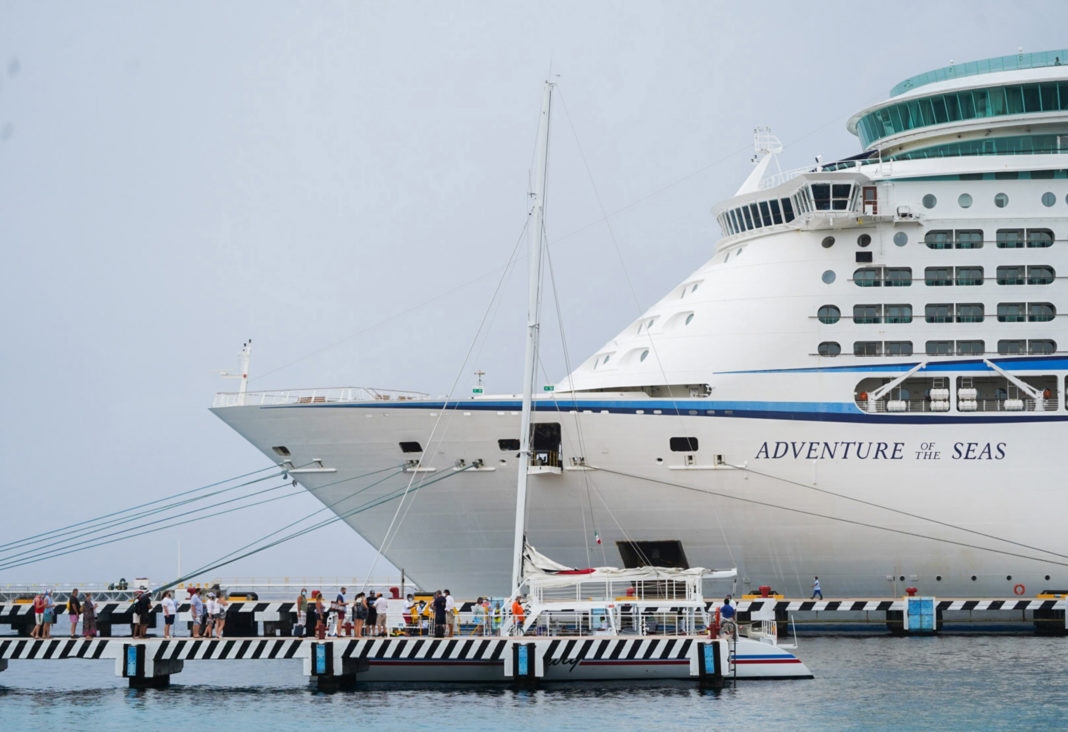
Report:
212,387,431,408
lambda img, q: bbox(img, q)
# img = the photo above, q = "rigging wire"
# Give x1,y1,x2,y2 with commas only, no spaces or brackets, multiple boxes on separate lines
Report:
0,470,289,560
588,464,1068,569
725,460,1068,562
0,464,282,552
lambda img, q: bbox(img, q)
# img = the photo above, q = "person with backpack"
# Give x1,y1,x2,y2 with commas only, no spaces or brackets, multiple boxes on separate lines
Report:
133,591,152,638
42,590,56,638
67,588,82,637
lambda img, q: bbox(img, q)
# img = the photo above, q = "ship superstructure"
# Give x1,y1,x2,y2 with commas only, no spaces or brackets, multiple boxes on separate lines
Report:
213,51,1068,599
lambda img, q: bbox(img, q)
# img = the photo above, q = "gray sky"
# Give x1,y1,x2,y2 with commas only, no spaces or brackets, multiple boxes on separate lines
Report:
1,1,1063,589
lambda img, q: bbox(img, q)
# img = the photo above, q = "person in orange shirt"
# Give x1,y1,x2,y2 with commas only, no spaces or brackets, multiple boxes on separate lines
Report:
511,596,525,634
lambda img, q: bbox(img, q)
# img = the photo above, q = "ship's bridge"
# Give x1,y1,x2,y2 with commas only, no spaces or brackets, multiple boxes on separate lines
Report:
847,49,1068,161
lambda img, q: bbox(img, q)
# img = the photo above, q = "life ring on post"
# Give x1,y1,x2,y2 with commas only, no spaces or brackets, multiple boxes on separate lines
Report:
858,391,868,401
1013,583,1026,596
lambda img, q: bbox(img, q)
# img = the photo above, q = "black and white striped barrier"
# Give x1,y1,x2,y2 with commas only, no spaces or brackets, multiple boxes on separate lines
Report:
0,635,729,688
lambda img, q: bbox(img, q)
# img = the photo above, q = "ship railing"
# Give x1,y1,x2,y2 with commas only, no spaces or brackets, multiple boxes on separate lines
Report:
860,397,1057,414
212,387,431,408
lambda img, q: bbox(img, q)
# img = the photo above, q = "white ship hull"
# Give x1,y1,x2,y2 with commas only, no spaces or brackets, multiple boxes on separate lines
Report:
212,391,1068,600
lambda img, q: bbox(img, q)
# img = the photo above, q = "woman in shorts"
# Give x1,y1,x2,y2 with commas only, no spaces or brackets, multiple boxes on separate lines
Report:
214,594,227,638
353,593,367,637
161,591,177,639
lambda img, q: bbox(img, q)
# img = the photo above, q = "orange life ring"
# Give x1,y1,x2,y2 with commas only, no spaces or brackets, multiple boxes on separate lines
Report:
858,391,868,401
1013,583,1025,595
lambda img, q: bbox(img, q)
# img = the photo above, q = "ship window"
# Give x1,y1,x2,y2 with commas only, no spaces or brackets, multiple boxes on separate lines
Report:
399,441,423,453
925,230,952,249
886,268,911,287
822,236,836,248
822,270,836,284
925,304,952,323
997,229,1025,248
498,438,520,451
925,267,952,286
742,206,753,230
1028,228,1053,248
639,349,649,362
854,268,880,286
854,341,882,357
670,437,699,452
957,340,984,355
893,232,908,246
1030,339,1056,354
1029,302,1056,322
1029,266,1055,284
691,282,700,293
956,266,983,286
998,339,1026,355
271,446,291,457
994,192,1009,208
617,540,689,569
958,193,973,208
818,341,841,356
922,194,937,209
856,251,873,263
817,305,841,324
685,313,695,325
885,304,913,324
956,303,984,323
854,305,881,324
857,233,872,247
997,266,1025,285
997,303,1026,322
956,230,983,249
769,199,783,224
885,341,913,356
832,184,852,210
812,184,832,210
750,204,762,228
1042,192,1057,207
926,340,953,356
759,201,772,226
781,197,795,222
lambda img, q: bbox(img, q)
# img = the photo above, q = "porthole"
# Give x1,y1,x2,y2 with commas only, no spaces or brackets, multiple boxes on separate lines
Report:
922,194,937,209
822,270,836,284
639,349,649,362
971,575,977,581
684,313,695,326
1042,192,1056,207
603,354,611,364
958,193,973,208
857,233,872,247
994,192,1009,208
1006,575,1012,581
821,236,835,248
1046,575,1052,581
936,575,942,581
893,231,908,246
817,341,841,356
899,575,905,582
691,283,699,293
817,305,841,324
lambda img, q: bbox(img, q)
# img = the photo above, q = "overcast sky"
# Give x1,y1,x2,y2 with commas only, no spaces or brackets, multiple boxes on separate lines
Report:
1,1,1063,591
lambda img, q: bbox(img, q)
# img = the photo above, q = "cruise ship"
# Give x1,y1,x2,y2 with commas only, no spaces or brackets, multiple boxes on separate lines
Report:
213,51,1068,600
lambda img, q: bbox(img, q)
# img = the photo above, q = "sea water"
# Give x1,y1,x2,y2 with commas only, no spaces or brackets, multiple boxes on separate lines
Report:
1,635,1066,730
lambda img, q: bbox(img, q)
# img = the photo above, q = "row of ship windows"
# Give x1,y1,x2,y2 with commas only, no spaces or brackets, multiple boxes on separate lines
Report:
717,183,867,236
851,265,1056,287
818,339,1056,357
817,302,1056,324
920,228,1054,248
854,80,1068,147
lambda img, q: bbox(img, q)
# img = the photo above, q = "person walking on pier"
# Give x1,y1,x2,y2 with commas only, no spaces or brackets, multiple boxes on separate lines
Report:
132,591,152,639
511,595,525,635
82,592,97,638
67,588,82,637
812,576,823,600
444,589,456,637
366,590,378,634
190,589,205,638
30,592,45,639
161,590,176,639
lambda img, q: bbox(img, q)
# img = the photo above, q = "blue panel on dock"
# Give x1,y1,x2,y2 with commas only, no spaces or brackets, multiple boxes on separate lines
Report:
125,645,138,677
314,644,327,675
702,644,716,675
517,645,529,676
908,598,936,631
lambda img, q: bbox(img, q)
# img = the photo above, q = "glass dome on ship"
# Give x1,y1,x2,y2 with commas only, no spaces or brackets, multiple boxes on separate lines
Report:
213,51,1068,602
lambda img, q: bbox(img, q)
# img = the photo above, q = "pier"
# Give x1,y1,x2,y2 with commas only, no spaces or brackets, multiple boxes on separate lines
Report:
0,635,730,690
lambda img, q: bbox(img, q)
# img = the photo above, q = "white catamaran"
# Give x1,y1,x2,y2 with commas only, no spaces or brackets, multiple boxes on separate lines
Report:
213,50,1068,601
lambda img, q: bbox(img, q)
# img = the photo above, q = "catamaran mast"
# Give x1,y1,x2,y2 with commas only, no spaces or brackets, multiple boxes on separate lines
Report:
510,80,553,598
